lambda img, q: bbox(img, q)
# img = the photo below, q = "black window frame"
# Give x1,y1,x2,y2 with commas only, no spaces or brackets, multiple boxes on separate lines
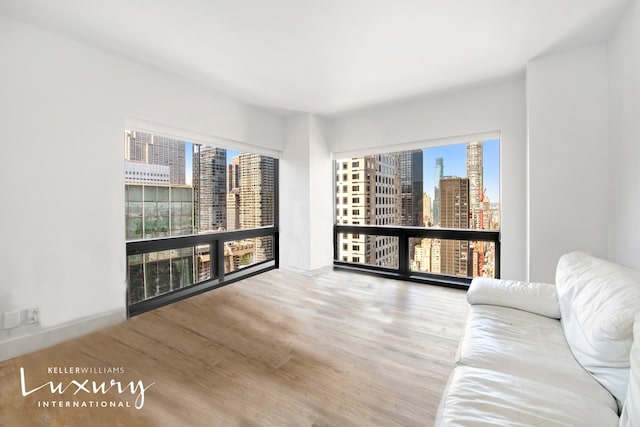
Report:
125,133,280,316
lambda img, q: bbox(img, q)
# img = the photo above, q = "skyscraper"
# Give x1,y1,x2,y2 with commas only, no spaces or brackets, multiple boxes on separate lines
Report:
466,141,489,278
412,238,432,272
227,156,240,192
433,157,444,226
125,130,186,185
226,189,240,231
335,154,401,267
226,156,240,231
400,150,424,226
422,192,432,227
440,177,470,276
239,153,276,262
466,141,483,230
193,146,227,232
372,153,402,267
239,153,275,228
124,130,195,304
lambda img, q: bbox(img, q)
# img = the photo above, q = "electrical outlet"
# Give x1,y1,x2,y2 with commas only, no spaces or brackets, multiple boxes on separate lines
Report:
26,308,39,324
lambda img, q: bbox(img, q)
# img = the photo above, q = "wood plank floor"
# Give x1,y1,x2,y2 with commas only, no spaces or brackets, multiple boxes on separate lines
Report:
0,269,469,427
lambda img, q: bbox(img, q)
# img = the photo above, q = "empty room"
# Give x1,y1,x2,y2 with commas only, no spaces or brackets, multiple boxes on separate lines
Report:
1,0,639,425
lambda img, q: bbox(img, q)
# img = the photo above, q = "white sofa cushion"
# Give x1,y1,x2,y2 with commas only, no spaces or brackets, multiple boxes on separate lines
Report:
457,305,617,411
556,251,640,403
436,366,619,427
467,277,560,318
621,313,640,426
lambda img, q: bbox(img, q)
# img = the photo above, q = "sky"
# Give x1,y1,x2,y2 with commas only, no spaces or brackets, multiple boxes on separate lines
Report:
422,138,500,204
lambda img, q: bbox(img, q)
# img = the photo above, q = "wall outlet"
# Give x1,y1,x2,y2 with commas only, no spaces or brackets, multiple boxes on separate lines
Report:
3,311,21,329
26,308,39,324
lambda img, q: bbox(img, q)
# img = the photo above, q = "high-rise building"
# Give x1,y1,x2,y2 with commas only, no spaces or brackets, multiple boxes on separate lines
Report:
227,156,240,192
411,238,432,272
335,157,373,264
400,150,424,226
239,153,276,262
193,146,227,232
440,177,470,276
372,153,402,267
226,189,240,231
126,129,149,163
125,130,186,185
466,141,483,230
431,238,441,274
433,157,444,226
467,141,490,278
226,156,240,232
482,195,492,230
239,153,275,228
335,154,401,267
422,192,432,227
124,130,197,304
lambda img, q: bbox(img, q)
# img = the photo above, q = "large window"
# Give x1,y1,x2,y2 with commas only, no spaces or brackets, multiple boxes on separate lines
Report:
333,139,500,285
125,130,278,313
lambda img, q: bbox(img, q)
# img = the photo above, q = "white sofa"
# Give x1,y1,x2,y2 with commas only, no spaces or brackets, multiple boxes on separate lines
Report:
436,251,640,426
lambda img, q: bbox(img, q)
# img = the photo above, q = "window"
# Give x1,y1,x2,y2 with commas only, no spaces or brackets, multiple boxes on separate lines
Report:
125,129,278,312
333,139,500,282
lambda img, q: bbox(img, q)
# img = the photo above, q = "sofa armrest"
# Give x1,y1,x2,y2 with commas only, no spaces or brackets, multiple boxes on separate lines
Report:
467,278,561,319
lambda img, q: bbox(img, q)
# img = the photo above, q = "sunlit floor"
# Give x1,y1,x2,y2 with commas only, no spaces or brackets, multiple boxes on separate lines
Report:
0,269,469,426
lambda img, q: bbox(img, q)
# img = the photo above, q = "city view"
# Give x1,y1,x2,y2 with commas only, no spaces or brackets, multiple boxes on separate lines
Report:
124,130,276,304
125,131,500,304
335,139,500,278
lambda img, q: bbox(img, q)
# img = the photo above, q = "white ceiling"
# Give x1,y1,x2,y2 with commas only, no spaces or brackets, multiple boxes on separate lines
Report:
0,0,631,115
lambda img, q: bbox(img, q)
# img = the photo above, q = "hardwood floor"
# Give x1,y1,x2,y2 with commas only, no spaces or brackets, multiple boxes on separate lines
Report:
0,269,469,426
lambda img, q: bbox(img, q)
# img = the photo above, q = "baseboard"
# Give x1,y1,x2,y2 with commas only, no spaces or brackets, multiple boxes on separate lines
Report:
0,309,126,362
281,264,333,277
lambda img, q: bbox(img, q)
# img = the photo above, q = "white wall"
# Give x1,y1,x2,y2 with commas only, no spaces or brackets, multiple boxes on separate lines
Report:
608,0,640,272
280,114,312,272
0,15,284,358
308,115,334,271
280,114,333,274
327,75,528,280
526,44,609,282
